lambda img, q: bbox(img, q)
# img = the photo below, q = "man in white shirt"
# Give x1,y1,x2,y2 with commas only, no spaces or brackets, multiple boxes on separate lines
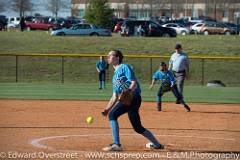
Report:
168,43,189,104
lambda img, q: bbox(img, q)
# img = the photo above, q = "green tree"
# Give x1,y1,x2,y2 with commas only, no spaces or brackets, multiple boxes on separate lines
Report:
85,0,113,28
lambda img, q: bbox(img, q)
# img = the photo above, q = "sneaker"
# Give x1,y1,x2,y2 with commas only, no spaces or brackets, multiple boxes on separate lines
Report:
102,144,122,151
157,106,161,111
176,99,181,104
184,104,191,112
146,142,164,149
157,103,162,111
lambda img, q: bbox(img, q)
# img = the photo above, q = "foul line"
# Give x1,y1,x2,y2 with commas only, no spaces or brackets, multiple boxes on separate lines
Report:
30,133,236,151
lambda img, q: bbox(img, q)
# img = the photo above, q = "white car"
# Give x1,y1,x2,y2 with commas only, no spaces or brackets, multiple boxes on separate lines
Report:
190,23,204,34
7,17,20,26
7,17,20,30
7,22,19,29
51,23,111,36
162,23,189,35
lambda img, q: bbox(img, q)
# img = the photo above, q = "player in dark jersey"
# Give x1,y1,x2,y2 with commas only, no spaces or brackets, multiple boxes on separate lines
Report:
149,62,191,112
96,56,108,89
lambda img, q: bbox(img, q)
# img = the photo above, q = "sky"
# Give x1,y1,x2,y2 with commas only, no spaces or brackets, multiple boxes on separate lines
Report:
0,0,71,18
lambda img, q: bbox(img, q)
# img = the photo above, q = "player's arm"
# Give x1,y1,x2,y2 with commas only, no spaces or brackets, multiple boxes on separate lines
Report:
124,65,137,92
149,79,156,89
168,58,172,71
96,62,100,73
129,80,137,91
102,92,118,116
168,71,176,87
149,71,159,89
186,59,190,79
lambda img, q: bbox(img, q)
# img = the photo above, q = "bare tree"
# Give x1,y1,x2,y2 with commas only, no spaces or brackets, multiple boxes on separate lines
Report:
11,0,33,17
0,0,6,12
205,0,219,20
46,0,69,19
123,0,129,18
150,0,160,17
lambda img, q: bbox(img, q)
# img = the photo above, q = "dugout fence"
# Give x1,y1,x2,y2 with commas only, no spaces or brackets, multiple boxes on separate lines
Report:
0,53,240,86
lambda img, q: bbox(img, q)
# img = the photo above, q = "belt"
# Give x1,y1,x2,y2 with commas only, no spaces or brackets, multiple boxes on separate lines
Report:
173,70,185,73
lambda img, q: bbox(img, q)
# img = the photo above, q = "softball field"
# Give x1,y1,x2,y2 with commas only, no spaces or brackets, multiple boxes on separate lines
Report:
0,100,239,160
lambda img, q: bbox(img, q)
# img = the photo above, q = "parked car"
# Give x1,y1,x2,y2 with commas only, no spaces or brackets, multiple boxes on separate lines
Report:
120,20,177,37
162,23,189,35
0,22,6,30
7,17,20,26
0,15,7,30
199,21,232,35
7,22,19,29
224,22,240,34
111,17,123,32
24,16,35,22
189,23,204,34
25,17,58,31
50,23,111,36
114,21,123,33
52,18,75,29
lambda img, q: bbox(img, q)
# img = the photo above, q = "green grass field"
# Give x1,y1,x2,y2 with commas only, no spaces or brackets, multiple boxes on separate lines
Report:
0,83,239,104
0,31,240,56
0,31,239,103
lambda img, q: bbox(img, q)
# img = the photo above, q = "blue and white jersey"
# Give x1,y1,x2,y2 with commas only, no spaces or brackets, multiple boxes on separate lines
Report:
152,70,175,85
112,64,141,95
96,60,107,71
169,52,189,72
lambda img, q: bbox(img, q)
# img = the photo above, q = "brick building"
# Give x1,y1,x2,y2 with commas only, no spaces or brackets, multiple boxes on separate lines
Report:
71,0,240,23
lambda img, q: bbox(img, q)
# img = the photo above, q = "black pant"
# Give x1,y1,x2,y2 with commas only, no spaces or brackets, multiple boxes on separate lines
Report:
157,84,183,103
108,93,146,134
99,70,106,81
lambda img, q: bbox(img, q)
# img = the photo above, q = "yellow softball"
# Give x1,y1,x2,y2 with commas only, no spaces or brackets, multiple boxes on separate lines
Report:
86,116,94,124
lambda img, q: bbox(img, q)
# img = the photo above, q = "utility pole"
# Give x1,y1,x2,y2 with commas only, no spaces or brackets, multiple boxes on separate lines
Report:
185,0,188,17
170,0,173,19
214,0,217,21
192,0,194,17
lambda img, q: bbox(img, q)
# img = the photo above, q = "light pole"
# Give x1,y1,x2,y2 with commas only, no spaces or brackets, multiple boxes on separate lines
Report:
192,0,194,17
214,0,217,21
185,0,188,17
170,0,173,20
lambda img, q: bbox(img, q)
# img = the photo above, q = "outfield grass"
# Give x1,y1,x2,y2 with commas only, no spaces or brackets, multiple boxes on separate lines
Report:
0,31,240,56
0,31,239,101
0,83,239,104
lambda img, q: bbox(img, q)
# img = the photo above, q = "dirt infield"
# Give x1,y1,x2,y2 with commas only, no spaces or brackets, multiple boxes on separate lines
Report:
0,100,239,160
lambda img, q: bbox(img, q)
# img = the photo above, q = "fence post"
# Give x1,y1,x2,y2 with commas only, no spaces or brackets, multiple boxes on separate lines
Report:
16,55,18,83
61,56,64,84
202,58,204,85
150,58,152,83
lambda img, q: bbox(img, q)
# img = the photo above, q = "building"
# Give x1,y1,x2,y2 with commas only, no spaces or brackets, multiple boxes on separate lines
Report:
71,0,240,23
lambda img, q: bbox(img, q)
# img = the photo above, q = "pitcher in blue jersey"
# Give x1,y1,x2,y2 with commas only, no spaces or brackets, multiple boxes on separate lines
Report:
96,56,108,89
102,50,164,151
149,62,191,112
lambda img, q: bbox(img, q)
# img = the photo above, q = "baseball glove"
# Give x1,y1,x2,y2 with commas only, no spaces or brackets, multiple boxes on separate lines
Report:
161,80,172,93
119,89,133,106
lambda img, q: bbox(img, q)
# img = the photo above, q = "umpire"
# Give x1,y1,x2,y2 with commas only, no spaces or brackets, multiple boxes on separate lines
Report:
168,43,189,104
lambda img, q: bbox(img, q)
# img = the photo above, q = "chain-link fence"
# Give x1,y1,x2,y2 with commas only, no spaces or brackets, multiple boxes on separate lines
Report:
0,54,240,86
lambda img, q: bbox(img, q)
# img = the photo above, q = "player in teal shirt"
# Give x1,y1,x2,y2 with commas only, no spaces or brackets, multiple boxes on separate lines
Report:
102,50,164,151
112,64,141,96
96,56,108,89
149,62,191,112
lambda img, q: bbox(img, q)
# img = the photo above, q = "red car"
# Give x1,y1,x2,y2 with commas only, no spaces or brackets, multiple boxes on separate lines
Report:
25,17,58,31
114,21,123,33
